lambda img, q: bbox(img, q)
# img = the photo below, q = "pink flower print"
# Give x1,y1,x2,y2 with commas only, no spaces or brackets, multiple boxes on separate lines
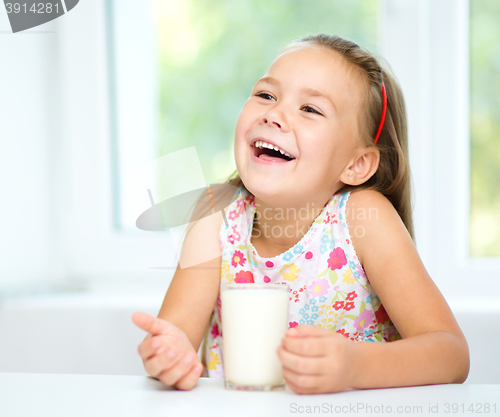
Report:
353,309,375,331
228,210,238,221
327,247,347,270
345,302,355,311
211,323,220,338
216,297,222,322
289,321,299,329
323,212,331,224
308,278,330,298
234,270,254,283
346,291,357,301
333,301,345,310
227,225,241,244
336,328,350,338
231,250,246,268
375,304,390,324
236,198,245,215
357,263,366,279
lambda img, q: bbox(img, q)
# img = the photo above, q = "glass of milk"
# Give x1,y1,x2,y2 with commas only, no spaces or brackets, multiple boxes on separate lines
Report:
221,283,289,391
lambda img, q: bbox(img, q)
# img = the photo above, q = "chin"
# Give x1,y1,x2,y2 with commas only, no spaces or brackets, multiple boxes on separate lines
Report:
240,177,267,197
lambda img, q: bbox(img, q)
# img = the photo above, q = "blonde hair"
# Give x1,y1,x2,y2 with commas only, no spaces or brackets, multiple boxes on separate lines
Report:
225,33,414,241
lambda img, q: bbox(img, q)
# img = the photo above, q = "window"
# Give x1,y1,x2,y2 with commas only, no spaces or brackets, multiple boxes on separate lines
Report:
469,0,500,257
112,0,381,233
60,0,499,293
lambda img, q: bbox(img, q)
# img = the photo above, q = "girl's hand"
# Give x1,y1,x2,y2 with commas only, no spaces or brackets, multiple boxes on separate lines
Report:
132,311,203,390
277,325,357,394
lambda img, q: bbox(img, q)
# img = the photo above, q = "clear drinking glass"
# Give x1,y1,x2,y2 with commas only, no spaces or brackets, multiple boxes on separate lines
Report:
221,283,289,391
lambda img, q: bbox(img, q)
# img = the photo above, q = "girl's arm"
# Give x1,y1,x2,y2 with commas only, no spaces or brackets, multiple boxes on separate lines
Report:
347,189,469,388
156,203,223,352
278,189,469,394
133,188,224,389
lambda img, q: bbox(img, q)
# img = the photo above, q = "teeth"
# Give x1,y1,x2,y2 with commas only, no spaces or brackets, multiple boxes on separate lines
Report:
254,140,294,159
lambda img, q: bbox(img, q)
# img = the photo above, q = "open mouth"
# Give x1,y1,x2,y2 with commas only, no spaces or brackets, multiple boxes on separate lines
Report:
253,145,295,162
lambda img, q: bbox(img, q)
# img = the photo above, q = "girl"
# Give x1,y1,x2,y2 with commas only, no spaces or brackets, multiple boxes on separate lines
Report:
132,33,469,394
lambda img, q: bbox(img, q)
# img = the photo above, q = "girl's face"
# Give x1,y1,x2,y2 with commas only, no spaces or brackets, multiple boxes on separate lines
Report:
234,44,366,207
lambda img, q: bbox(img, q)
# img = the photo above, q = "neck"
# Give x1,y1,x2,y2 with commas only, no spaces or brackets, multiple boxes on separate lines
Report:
250,195,327,252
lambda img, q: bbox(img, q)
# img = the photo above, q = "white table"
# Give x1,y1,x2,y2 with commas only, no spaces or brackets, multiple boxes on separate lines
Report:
0,373,499,417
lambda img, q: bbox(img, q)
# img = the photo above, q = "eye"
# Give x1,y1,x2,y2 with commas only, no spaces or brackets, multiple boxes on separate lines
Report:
255,92,276,101
301,105,323,116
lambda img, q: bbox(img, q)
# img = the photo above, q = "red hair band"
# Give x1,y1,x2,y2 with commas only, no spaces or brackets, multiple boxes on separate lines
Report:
374,81,387,144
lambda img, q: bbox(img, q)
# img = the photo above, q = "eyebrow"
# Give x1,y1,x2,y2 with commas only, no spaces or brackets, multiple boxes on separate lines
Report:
255,76,337,113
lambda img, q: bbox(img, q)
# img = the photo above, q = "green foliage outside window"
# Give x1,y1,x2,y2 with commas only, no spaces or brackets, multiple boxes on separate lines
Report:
152,0,379,195
470,0,500,257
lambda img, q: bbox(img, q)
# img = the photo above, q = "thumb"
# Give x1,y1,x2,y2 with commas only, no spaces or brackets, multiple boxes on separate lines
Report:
285,325,332,338
132,311,173,336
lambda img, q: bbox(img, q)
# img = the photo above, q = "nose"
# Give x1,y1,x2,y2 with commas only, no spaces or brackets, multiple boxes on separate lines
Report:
261,105,289,131
261,101,289,131
263,117,281,128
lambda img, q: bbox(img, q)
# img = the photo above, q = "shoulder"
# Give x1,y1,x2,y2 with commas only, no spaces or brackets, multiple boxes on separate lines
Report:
344,189,400,229
345,189,393,211
192,184,243,218
181,184,244,269
344,189,408,267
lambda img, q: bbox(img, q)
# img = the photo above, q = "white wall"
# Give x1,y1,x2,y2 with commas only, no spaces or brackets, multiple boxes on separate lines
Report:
0,294,497,383
0,14,64,293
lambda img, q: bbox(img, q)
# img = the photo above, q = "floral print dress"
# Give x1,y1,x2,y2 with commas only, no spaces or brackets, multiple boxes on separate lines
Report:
202,187,401,377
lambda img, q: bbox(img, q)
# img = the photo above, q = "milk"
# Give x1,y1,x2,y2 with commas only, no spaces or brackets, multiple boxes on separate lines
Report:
221,283,289,390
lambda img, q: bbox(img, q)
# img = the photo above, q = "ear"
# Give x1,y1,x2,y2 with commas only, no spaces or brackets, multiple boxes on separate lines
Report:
339,147,380,186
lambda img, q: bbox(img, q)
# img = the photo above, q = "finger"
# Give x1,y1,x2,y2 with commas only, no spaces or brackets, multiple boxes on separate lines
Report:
138,335,168,361
282,365,319,394
132,311,172,336
281,335,326,356
175,362,203,391
277,346,323,375
284,375,315,395
285,325,333,338
158,353,200,387
143,348,180,378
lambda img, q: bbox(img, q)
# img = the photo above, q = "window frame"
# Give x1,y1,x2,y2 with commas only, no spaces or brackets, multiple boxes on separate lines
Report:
381,0,500,299
57,0,174,290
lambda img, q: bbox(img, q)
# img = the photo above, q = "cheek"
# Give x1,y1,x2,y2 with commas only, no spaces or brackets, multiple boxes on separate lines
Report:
235,101,254,127
233,127,247,172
